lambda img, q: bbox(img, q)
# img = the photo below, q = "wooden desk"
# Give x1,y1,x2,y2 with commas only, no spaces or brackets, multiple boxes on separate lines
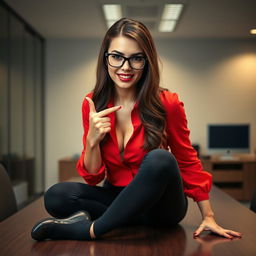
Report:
0,186,256,256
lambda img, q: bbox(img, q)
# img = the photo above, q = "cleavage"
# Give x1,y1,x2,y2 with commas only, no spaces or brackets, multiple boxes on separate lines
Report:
115,111,134,155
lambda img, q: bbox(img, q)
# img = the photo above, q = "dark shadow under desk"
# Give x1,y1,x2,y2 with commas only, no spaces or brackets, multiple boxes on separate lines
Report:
0,185,255,256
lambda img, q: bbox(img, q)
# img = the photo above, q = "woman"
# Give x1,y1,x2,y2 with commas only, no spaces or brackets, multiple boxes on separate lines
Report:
31,18,241,241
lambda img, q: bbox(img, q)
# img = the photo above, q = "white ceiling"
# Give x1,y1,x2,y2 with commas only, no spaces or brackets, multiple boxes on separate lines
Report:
4,0,256,39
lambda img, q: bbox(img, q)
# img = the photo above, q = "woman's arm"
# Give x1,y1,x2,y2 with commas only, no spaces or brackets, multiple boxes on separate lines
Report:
84,139,102,174
163,91,242,239
197,200,214,218
77,95,121,184
194,200,242,238
164,91,212,202
83,97,121,174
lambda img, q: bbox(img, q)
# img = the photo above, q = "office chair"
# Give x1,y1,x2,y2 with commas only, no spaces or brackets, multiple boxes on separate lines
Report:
0,163,17,222
250,190,256,213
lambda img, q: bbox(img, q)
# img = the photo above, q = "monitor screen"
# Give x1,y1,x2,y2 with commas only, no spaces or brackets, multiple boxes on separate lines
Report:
207,124,250,154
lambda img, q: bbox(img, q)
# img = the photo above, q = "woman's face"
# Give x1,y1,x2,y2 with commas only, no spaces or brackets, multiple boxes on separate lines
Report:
106,36,145,92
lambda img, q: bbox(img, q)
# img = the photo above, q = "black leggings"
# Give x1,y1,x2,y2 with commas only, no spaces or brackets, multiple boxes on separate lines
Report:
44,149,188,237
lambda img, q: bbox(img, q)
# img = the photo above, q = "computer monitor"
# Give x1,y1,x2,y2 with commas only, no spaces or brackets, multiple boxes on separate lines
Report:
207,124,250,160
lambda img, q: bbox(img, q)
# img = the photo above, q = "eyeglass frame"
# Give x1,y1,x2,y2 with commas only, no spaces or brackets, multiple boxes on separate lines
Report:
105,52,147,70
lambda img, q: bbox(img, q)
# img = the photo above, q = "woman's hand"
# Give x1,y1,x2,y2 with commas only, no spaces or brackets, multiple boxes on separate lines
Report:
193,216,242,239
85,97,121,147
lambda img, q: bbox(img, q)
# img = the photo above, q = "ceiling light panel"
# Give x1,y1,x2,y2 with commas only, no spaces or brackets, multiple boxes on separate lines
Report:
162,4,183,20
102,4,122,21
159,20,176,32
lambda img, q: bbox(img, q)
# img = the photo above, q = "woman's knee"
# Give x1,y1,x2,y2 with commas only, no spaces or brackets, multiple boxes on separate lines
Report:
44,182,77,217
144,149,179,179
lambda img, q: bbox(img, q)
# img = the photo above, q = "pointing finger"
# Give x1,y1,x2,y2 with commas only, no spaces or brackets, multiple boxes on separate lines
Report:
98,105,122,117
85,97,96,113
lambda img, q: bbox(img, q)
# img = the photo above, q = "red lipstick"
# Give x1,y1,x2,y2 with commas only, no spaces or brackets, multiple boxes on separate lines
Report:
117,73,134,82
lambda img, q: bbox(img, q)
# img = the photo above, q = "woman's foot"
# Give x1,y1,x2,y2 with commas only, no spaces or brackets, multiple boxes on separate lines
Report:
31,211,93,241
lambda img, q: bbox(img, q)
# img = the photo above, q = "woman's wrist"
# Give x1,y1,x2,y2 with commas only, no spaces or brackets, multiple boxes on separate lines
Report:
203,212,214,219
86,135,99,149
197,200,214,219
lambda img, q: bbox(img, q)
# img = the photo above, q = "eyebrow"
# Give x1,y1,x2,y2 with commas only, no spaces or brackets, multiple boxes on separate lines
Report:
111,50,144,56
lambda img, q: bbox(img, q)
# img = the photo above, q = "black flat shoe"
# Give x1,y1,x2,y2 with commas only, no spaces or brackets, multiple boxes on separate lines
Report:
31,211,92,241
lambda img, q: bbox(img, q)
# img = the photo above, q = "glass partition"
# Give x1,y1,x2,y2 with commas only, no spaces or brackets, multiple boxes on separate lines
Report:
0,2,45,207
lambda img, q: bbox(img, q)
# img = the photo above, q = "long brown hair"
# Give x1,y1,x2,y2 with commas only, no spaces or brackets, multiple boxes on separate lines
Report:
92,18,168,151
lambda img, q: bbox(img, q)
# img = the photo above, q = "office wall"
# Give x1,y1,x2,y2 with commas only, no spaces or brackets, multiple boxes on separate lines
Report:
156,39,256,157
45,38,256,189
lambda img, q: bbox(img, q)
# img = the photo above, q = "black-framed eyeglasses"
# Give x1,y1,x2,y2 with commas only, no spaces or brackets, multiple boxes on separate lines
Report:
105,53,147,70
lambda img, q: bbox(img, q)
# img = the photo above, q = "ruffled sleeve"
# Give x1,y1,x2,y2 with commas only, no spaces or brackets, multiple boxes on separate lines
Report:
76,93,106,185
162,91,212,202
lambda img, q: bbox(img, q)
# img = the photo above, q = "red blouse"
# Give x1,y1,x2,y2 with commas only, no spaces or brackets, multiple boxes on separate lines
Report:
77,90,212,202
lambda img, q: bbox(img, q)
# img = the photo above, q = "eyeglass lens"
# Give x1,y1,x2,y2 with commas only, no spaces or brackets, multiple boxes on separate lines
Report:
107,54,145,69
